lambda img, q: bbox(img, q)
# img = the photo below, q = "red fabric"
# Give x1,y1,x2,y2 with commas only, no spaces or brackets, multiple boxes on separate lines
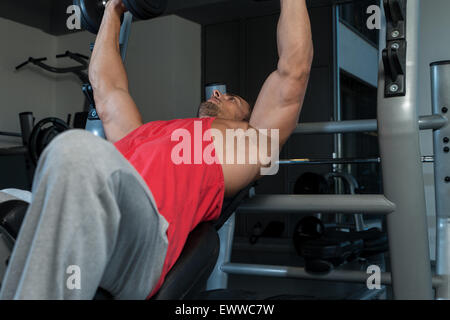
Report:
114,117,225,299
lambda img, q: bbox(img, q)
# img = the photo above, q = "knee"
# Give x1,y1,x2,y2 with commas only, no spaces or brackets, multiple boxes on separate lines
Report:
40,130,111,168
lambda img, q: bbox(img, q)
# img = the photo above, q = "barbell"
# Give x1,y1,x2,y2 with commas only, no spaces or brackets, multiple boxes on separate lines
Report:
73,0,168,34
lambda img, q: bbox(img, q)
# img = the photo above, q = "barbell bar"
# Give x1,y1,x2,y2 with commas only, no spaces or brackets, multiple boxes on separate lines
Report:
277,156,435,165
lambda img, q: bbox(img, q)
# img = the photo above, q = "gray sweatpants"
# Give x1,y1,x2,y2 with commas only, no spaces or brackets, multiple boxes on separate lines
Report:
0,130,169,300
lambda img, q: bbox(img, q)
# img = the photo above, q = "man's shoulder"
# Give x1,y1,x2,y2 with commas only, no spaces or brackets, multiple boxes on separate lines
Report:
211,118,251,131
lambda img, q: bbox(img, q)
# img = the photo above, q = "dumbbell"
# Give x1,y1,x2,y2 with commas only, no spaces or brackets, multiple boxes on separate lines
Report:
73,0,168,34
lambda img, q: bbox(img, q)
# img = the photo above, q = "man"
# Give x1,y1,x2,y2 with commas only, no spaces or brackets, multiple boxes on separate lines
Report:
0,0,312,299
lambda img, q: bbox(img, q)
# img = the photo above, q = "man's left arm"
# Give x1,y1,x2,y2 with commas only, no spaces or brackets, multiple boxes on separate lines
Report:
249,0,313,148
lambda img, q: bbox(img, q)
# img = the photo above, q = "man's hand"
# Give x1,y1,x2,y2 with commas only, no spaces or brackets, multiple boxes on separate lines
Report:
105,0,128,17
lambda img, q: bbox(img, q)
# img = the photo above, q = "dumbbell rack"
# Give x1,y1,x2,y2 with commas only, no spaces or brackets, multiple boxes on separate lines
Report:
207,0,450,300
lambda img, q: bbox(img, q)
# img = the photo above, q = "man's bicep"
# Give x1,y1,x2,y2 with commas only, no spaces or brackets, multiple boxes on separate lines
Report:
97,89,144,143
249,70,309,144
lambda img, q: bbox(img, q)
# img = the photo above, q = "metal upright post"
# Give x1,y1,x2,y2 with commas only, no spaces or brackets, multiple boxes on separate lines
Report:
430,61,450,300
332,5,345,226
332,5,343,163
206,213,236,290
377,0,433,299
119,12,133,62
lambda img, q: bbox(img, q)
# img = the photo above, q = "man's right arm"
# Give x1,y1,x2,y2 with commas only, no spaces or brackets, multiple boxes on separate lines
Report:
249,0,313,148
89,0,143,143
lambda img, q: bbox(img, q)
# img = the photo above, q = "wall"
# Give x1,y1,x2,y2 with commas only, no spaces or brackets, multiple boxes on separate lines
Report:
126,15,201,122
52,15,202,123
0,15,201,189
1,14,201,141
0,17,57,189
52,30,95,121
0,17,56,148
418,0,450,260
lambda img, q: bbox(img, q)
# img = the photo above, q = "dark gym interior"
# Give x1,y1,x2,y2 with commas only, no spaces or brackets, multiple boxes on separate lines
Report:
0,0,448,303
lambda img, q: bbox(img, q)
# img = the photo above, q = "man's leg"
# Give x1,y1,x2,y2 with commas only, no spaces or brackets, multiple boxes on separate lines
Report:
0,130,169,300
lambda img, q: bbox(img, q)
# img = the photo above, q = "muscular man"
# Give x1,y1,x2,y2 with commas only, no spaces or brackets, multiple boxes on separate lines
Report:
0,0,312,299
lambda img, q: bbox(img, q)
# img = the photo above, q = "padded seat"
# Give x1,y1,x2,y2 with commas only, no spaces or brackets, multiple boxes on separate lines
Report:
0,200,220,300
0,200,28,240
152,223,219,300
0,184,253,300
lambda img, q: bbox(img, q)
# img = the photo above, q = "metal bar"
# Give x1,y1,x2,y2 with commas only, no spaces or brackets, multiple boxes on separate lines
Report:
419,115,448,131
430,61,450,299
19,112,34,146
207,213,236,290
0,146,28,156
278,158,381,165
332,4,343,156
237,195,396,215
278,156,434,165
377,0,433,299
332,5,345,200
422,155,435,163
31,60,86,74
294,115,447,135
221,263,445,289
119,12,133,62
295,119,377,135
326,172,366,232
0,132,21,138
435,218,450,299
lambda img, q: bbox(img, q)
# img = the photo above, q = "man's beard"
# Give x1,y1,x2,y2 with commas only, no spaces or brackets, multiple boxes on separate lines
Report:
198,101,220,118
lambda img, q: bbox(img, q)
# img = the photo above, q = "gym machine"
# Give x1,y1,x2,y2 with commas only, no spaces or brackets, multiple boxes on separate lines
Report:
15,51,90,85
206,0,450,300
430,61,450,299
15,51,92,122
0,114,71,165
11,51,98,165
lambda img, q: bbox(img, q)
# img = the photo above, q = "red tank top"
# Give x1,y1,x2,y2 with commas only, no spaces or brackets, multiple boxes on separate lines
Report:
114,117,225,299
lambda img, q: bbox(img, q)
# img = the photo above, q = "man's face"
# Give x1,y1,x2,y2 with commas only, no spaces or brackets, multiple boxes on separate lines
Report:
198,90,252,121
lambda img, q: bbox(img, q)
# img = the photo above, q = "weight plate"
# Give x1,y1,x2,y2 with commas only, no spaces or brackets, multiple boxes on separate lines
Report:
139,0,167,17
28,118,70,165
123,0,146,20
74,0,107,34
123,0,167,20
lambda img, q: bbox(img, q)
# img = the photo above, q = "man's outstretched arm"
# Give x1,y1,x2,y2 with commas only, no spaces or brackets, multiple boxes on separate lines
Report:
89,0,143,143
249,0,313,147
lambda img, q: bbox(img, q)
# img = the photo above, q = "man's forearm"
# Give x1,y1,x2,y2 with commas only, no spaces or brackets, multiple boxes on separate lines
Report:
277,0,313,78
89,4,129,104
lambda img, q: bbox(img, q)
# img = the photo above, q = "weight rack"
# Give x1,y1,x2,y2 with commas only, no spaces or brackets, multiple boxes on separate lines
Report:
207,0,450,300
